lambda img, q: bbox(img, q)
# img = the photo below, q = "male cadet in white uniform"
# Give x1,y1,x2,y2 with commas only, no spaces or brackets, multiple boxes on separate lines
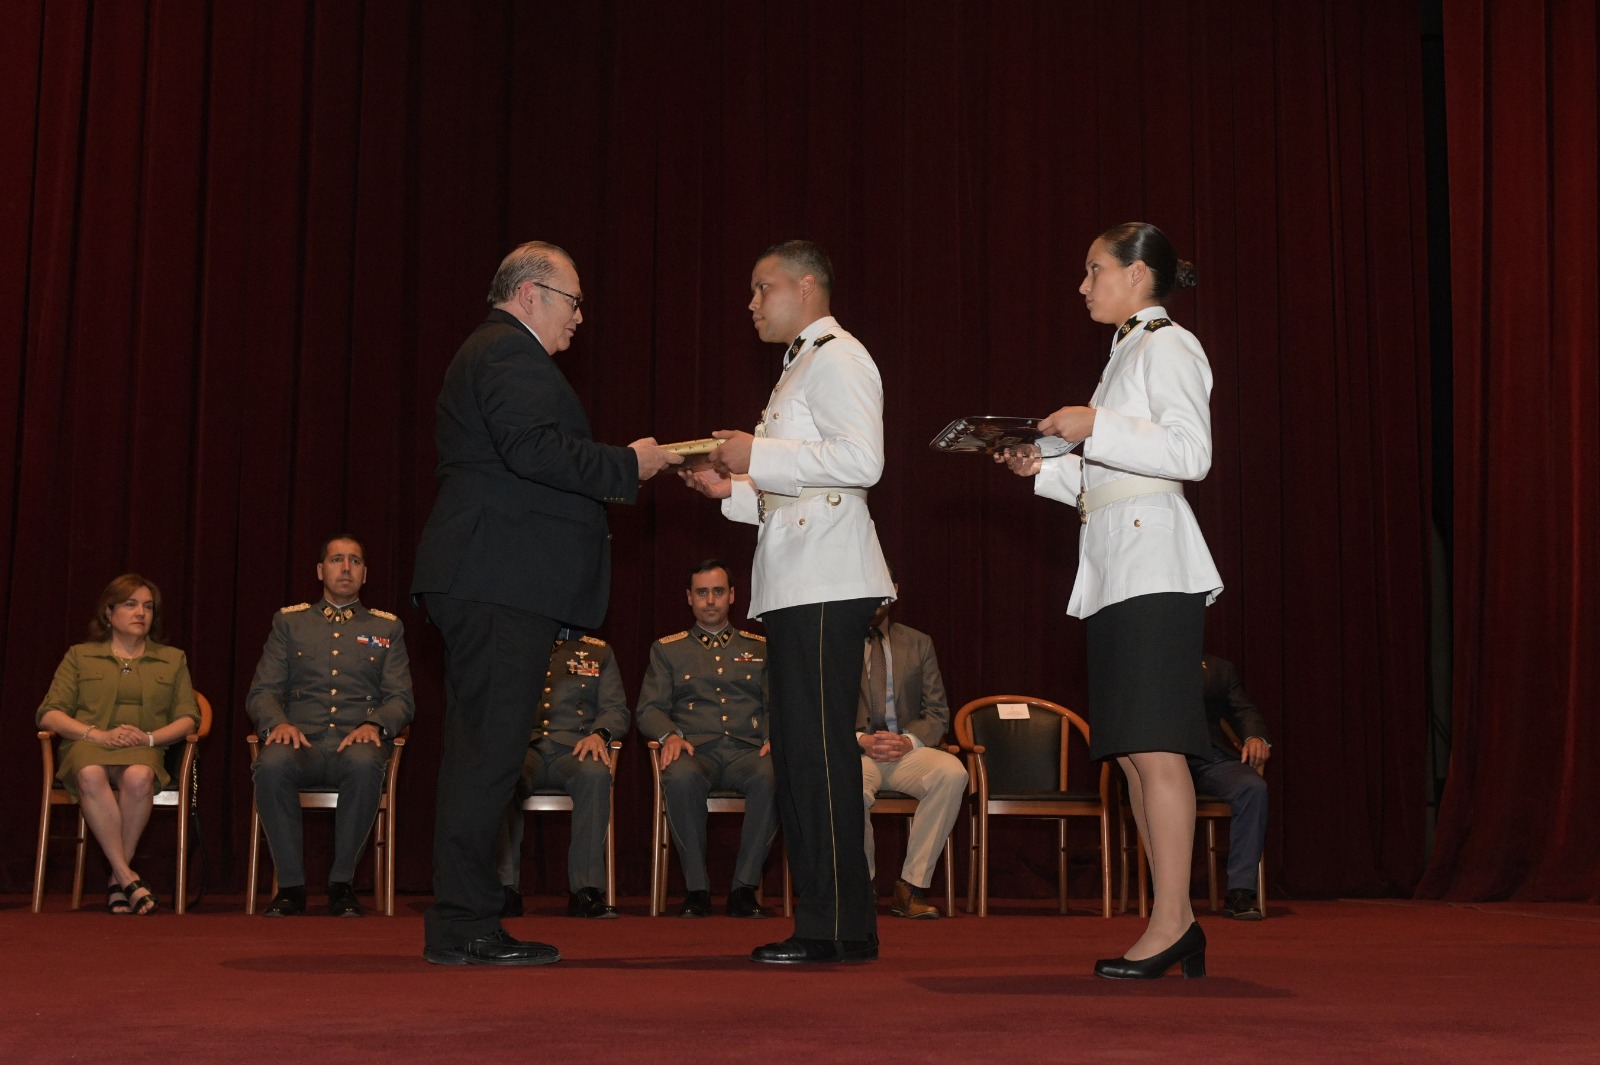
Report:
858,574,966,919
636,560,775,919
247,535,414,917
684,240,895,964
495,631,629,920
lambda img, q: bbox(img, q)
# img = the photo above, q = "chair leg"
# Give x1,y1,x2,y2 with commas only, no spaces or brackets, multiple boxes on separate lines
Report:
977,808,990,917
941,833,955,918
781,843,792,918
1257,855,1268,918
1206,820,1221,913
1098,811,1112,918
245,801,262,914
965,810,978,913
1057,819,1068,915
175,801,190,915
649,806,665,917
1137,841,1150,919
33,800,52,914
72,811,86,911
604,801,616,908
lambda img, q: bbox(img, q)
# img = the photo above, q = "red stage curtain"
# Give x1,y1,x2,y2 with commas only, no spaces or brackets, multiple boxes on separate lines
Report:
2,1,1430,901
1418,0,1600,901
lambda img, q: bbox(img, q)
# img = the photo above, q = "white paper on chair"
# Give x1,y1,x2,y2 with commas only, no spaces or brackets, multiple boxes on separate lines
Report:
997,703,1030,720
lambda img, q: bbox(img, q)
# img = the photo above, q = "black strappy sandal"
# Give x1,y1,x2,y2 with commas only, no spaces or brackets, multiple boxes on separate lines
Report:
106,882,131,914
123,879,158,915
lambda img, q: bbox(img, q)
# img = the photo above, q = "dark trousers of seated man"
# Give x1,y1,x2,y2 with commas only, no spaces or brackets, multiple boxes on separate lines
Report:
498,742,612,892
661,736,777,893
253,731,389,887
1188,746,1269,891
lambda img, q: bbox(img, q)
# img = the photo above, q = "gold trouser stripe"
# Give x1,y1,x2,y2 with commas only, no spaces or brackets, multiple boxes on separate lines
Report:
817,603,841,939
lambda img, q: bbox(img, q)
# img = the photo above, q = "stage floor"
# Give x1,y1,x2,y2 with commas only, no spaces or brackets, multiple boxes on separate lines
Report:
4,896,1597,1064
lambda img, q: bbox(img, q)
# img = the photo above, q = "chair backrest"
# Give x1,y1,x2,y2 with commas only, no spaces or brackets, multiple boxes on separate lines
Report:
953,695,1093,795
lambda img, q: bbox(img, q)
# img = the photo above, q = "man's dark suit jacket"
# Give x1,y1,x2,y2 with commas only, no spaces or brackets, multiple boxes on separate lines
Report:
411,308,638,627
1201,654,1269,752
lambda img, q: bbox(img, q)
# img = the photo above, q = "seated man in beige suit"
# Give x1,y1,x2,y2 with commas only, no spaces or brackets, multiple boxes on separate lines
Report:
858,573,966,918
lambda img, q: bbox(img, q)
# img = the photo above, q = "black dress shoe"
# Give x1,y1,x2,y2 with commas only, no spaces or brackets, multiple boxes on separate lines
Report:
1094,922,1207,979
677,889,712,918
726,884,768,919
568,886,619,919
1222,888,1263,921
328,881,363,917
501,886,525,918
750,935,879,965
422,929,562,967
263,886,306,917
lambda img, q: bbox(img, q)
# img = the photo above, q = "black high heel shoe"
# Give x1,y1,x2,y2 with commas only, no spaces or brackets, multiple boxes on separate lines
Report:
1094,921,1206,979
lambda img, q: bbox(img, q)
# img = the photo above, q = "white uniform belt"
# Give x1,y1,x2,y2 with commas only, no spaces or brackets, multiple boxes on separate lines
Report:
1077,476,1183,524
758,485,868,523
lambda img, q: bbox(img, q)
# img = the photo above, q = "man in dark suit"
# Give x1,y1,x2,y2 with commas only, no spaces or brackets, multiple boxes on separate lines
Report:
1189,655,1272,920
412,241,678,966
856,582,966,920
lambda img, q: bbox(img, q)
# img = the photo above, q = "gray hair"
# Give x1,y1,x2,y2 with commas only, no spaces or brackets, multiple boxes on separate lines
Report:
487,241,572,306
761,239,834,294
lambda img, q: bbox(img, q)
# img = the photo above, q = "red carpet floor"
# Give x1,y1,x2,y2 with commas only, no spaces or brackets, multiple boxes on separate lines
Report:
4,896,1597,1064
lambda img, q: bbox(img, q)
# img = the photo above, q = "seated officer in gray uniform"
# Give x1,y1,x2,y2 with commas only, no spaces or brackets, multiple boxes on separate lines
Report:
858,574,966,919
1190,654,1272,920
495,631,629,920
636,559,775,918
247,535,414,917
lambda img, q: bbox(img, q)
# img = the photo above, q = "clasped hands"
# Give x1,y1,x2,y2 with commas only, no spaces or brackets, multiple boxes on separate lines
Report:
89,723,155,748
858,730,913,763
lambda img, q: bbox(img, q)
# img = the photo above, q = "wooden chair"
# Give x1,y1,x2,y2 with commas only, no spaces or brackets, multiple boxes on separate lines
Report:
1118,726,1268,918
512,740,622,905
952,695,1112,918
647,740,791,916
33,692,214,914
869,790,957,916
244,725,408,916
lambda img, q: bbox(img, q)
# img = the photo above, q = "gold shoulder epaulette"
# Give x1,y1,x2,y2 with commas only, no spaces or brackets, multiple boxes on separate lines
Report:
369,608,398,621
739,629,767,642
1144,317,1173,332
659,631,689,644
581,635,607,646
280,603,311,614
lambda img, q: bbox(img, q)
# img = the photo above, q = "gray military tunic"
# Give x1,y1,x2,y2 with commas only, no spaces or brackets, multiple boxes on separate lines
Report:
635,625,775,892
246,599,415,886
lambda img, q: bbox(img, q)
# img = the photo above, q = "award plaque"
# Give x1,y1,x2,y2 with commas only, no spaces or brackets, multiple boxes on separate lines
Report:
928,416,1074,457
660,438,720,470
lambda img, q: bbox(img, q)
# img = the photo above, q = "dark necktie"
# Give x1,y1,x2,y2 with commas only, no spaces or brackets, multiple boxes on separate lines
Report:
866,628,892,732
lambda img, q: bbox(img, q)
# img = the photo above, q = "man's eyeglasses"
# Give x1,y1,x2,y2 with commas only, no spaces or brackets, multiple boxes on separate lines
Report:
532,281,583,311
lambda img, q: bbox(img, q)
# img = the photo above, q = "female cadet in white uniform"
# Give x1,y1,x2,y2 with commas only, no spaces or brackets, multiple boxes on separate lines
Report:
1001,222,1222,980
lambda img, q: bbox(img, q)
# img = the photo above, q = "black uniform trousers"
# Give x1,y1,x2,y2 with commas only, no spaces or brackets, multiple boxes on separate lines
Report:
762,596,880,943
422,593,560,950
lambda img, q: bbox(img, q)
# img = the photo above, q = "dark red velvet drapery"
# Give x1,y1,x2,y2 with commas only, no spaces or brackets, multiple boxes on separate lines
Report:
1418,0,1600,901
2,1,1431,902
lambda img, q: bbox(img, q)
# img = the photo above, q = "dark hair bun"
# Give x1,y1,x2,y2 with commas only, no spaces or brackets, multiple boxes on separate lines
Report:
1174,260,1198,288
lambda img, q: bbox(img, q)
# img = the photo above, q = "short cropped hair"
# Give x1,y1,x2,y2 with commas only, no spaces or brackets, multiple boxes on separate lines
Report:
319,534,365,564
761,239,835,294
88,573,165,642
687,558,732,586
487,241,572,305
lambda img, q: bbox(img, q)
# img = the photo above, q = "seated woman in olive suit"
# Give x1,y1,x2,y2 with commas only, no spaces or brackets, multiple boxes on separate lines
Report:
36,573,199,914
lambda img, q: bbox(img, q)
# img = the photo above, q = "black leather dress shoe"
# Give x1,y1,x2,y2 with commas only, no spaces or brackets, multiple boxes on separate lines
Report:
1222,889,1263,921
568,886,619,919
1094,921,1207,979
422,929,562,967
501,886,525,918
263,887,306,917
327,881,363,918
677,889,712,918
726,885,768,919
750,935,879,965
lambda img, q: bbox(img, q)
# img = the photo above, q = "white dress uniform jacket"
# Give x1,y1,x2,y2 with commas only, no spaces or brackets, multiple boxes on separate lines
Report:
723,315,895,618
1034,305,1224,618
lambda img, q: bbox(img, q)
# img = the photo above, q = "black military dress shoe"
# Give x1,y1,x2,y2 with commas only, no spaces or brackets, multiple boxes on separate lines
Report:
568,886,619,919
263,886,306,917
726,884,768,919
328,881,363,918
750,935,879,965
677,889,712,918
422,929,562,967
501,886,525,918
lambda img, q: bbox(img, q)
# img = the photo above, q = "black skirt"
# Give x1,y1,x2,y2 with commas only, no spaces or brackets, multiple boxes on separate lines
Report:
1084,591,1211,760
